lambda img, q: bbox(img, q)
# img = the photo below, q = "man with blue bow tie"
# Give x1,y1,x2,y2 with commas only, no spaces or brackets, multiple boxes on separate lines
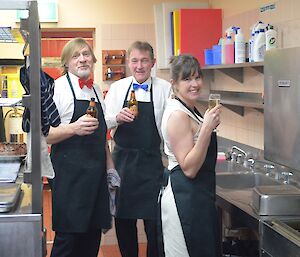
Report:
105,41,172,257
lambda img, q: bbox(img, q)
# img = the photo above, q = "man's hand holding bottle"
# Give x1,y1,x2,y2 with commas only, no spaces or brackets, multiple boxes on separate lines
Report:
73,115,99,136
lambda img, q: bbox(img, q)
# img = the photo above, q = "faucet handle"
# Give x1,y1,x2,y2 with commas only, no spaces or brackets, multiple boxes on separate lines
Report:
230,152,237,162
246,158,255,168
280,171,293,184
236,153,244,164
263,164,274,176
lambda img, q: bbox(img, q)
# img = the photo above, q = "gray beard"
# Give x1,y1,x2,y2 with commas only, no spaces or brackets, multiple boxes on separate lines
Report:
77,69,90,79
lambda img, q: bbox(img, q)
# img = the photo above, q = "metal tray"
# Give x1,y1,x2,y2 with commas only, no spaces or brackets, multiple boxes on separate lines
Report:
0,155,26,161
0,183,21,213
0,160,22,183
251,185,300,215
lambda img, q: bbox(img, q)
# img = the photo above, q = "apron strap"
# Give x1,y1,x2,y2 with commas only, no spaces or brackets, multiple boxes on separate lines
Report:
157,192,166,257
122,78,154,107
66,72,103,113
66,73,77,111
157,168,169,257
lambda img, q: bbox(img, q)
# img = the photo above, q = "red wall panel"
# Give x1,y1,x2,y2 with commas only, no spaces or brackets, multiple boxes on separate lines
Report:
180,9,222,66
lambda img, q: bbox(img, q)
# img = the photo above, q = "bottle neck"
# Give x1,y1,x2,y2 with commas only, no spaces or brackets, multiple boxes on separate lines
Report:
130,91,136,99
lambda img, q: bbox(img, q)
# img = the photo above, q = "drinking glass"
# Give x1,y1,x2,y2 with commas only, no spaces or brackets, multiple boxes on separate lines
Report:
208,93,221,110
208,93,221,132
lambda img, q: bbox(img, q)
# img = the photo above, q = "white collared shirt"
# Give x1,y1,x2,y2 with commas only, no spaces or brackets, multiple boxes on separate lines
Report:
53,72,105,124
104,76,172,137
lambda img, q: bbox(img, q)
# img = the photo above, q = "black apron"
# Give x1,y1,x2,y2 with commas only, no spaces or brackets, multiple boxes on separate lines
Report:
50,74,111,232
167,98,221,257
113,81,164,220
170,130,221,257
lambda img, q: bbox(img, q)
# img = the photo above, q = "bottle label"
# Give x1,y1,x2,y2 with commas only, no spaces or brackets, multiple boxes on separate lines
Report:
1,77,8,98
129,105,138,117
267,37,277,49
1,90,8,98
258,44,266,59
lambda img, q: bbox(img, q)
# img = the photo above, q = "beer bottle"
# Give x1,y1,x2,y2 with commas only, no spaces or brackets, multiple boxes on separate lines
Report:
128,90,138,117
1,76,8,98
86,97,98,118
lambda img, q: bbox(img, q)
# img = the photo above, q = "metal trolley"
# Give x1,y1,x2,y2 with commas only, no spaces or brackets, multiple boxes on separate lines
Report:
0,1,44,256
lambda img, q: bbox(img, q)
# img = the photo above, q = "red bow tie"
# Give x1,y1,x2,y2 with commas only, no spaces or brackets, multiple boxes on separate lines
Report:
78,78,94,89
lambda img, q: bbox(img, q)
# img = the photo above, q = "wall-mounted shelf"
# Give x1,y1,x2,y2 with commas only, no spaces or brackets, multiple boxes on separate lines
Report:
0,59,24,66
102,66,125,81
102,50,126,65
102,50,126,81
202,62,264,83
0,98,22,107
199,91,264,116
200,62,264,116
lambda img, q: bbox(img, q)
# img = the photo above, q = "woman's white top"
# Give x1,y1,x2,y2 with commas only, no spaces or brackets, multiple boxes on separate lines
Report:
161,98,204,170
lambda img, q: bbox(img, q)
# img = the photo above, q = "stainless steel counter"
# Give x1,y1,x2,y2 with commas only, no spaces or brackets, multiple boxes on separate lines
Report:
0,183,43,257
216,137,300,257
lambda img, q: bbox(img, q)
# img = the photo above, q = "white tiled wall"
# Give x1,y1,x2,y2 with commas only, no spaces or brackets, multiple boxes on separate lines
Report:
217,0,300,149
101,0,300,246
100,23,168,91
100,21,265,149
101,0,300,151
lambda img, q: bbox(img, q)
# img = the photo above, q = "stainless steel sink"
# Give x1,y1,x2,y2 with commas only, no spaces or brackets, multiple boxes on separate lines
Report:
215,160,250,173
216,171,281,190
252,185,300,215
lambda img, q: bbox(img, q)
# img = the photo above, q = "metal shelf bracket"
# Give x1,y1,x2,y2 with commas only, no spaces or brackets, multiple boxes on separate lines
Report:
218,67,243,83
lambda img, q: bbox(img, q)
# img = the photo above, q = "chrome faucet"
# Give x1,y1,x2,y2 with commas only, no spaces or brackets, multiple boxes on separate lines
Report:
246,158,275,175
229,146,247,164
231,146,247,158
279,171,293,184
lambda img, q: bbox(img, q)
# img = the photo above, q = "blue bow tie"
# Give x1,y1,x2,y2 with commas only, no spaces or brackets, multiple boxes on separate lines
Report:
132,83,148,91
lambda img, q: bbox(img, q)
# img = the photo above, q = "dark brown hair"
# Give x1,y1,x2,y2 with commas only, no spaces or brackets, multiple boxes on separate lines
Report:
169,54,203,83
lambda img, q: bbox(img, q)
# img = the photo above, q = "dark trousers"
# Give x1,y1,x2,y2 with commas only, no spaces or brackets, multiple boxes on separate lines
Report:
115,218,158,257
50,231,102,257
